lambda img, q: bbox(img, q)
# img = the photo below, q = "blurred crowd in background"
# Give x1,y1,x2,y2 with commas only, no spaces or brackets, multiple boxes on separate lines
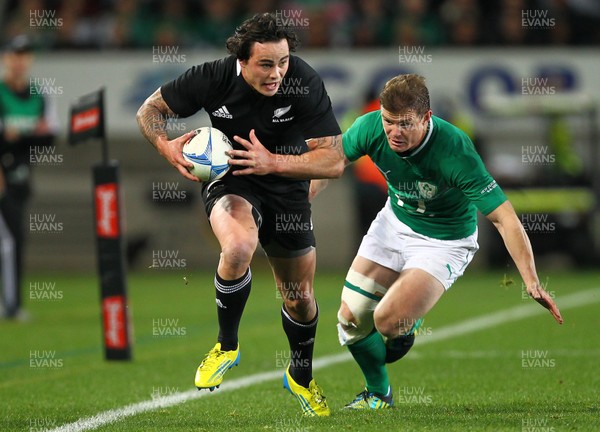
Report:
2,0,600,51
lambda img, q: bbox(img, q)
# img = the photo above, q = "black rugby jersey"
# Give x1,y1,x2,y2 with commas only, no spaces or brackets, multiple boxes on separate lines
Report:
161,55,341,193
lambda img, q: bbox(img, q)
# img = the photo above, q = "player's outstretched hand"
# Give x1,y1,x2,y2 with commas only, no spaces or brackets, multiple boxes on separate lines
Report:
526,282,563,324
158,131,199,182
229,129,275,175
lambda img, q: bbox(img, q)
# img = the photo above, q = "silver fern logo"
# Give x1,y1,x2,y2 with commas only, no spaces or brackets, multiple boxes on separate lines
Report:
273,105,292,118
273,105,293,123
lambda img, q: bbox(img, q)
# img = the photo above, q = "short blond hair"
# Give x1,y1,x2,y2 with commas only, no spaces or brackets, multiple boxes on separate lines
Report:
380,74,430,116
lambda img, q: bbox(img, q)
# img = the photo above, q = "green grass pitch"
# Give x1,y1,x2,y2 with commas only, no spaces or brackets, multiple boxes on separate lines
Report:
1,266,599,431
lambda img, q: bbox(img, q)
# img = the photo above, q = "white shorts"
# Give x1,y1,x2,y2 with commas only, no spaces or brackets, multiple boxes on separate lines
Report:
357,199,479,290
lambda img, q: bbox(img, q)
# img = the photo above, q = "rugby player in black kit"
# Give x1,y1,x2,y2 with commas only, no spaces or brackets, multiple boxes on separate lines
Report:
137,13,343,416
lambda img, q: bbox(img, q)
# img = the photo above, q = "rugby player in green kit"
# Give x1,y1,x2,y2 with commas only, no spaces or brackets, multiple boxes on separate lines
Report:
312,74,563,409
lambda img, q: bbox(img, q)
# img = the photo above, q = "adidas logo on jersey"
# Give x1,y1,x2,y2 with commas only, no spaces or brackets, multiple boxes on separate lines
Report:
212,105,233,119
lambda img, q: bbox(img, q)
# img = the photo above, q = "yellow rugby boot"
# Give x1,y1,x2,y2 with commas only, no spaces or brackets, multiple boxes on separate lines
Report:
283,366,330,417
194,342,240,391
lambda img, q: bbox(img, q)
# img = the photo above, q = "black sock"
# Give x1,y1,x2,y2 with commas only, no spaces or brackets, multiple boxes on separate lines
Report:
214,268,252,351
385,333,415,363
281,303,318,388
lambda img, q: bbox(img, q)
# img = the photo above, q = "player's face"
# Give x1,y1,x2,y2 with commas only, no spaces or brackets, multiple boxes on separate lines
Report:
2,51,33,80
381,107,432,153
240,39,289,97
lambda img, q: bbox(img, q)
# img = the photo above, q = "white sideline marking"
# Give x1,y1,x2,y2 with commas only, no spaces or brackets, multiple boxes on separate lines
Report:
50,287,600,432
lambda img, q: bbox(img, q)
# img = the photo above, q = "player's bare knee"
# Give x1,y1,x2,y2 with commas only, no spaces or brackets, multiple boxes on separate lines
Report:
373,309,398,340
221,239,255,271
375,308,415,339
220,251,251,273
374,321,397,340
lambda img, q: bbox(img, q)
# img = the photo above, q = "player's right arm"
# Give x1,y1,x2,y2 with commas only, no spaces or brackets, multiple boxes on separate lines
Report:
136,87,198,182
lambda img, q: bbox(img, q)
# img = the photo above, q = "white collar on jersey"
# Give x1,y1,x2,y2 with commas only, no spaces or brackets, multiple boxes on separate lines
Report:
236,59,242,76
401,116,434,158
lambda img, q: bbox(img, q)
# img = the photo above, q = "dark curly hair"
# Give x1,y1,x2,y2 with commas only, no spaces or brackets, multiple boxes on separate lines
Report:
226,13,300,61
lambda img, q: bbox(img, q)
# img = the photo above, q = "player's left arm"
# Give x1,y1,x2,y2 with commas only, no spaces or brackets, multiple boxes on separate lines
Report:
229,130,344,179
485,201,563,324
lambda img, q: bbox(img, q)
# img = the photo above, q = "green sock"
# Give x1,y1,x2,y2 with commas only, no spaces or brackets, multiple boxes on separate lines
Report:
347,329,389,395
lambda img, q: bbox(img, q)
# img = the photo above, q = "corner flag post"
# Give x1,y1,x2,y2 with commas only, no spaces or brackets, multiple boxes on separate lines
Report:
68,88,133,360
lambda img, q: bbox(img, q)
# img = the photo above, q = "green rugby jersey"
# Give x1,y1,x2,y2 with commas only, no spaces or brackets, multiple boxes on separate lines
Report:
343,111,507,240
0,81,45,134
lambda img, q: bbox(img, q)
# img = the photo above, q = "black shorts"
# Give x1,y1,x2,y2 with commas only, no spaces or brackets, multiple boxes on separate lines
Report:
201,175,315,258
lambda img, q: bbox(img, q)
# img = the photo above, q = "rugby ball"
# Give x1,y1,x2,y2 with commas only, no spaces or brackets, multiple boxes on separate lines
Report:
182,127,232,182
